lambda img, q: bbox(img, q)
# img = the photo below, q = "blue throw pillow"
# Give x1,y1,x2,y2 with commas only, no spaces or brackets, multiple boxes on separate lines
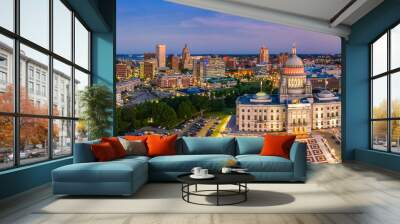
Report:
235,137,264,155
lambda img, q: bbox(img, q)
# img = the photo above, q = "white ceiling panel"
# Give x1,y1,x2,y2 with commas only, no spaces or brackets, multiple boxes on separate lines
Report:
167,0,384,38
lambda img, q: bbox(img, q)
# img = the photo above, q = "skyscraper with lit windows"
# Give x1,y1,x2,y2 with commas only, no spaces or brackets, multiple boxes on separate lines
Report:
155,44,166,68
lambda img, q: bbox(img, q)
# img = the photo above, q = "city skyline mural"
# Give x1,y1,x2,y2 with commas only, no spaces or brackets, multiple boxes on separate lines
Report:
116,0,342,164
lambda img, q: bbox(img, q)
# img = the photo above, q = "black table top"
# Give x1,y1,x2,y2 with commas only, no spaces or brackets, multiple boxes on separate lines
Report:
177,172,255,185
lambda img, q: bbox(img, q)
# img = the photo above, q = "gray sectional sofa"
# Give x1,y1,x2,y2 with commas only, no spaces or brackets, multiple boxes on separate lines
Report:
52,137,307,196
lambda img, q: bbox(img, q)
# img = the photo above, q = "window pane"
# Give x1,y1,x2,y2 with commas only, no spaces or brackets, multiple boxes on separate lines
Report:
53,0,72,60
0,34,14,112
53,59,72,117
391,120,400,153
20,0,49,49
20,117,49,165
53,119,72,158
0,0,14,31
391,72,400,118
372,76,387,119
75,18,89,70
391,24,400,70
74,69,89,118
75,120,88,143
20,44,49,115
0,116,13,170
372,33,387,76
372,121,388,151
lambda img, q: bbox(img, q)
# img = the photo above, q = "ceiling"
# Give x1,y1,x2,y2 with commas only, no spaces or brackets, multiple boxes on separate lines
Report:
166,0,384,38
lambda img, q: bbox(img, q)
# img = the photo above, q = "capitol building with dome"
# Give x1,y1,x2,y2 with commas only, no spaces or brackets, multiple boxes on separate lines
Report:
236,45,341,134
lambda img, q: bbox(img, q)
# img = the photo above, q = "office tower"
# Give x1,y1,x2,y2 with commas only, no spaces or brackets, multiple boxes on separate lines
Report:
116,63,129,80
258,45,269,64
155,44,166,68
204,57,226,77
144,59,156,80
169,55,180,73
181,44,191,70
192,58,205,82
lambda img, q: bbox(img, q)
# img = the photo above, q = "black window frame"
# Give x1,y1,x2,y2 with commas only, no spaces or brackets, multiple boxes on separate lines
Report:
0,0,92,171
370,21,400,154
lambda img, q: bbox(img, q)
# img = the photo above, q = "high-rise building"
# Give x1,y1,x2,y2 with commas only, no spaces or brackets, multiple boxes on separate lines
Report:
181,44,192,70
155,44,166,68
144,59,156,80
116,63,129,80
192,58,205,82
139,61,145,79
168,54,180,73
258,45,269,64
204,57,226,77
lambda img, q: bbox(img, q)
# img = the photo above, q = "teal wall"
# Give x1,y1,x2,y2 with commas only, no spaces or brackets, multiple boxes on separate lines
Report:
92,32,116,135
0,0,116,200
344,0,400,171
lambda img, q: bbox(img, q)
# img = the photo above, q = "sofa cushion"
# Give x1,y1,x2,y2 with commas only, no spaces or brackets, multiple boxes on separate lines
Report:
149,154,235,172
147,134,178,157
119,138,147,156
236,137,264,155
91,142,118,162
53,158,147,183
179,137,235,155
101,137,127,158
260,134,296,159
236,155,293,172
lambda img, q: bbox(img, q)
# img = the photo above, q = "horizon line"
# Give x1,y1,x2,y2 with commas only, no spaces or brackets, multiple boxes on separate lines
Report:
117,52,342,55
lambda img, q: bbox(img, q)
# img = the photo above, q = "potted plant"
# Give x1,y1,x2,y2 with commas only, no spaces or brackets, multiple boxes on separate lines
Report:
79,84,113,140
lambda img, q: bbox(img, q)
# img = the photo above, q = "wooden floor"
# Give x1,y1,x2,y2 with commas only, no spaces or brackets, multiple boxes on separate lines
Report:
1,162,400,224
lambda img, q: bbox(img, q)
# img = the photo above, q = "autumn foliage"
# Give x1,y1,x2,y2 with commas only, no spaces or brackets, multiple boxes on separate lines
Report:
0,85,59,150
373,99,400,142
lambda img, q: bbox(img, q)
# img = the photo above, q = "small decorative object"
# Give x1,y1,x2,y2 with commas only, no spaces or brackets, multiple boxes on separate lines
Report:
190,167,214,179
191,167,202,176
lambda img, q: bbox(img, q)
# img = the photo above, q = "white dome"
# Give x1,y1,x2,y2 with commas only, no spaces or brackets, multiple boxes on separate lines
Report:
284,55,304,68
250,91,272,103
255,92,271,99
317,90,335,98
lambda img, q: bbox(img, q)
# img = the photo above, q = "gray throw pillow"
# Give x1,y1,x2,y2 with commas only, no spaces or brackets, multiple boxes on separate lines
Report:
118,137,147,156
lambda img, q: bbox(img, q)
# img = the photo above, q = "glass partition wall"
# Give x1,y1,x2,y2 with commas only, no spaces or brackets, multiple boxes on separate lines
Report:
371,23,400,153
0,0,91,170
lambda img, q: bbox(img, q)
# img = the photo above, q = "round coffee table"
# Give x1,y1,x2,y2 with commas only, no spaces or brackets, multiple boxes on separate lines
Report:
177,173,255,206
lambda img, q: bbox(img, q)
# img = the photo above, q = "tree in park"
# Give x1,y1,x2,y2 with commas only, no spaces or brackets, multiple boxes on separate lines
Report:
177,100,196,120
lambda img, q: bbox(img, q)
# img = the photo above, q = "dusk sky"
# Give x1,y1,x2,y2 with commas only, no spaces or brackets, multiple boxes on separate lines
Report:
117,0,341,55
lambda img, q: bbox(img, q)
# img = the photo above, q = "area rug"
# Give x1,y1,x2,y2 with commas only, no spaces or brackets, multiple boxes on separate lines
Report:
37,183,361,214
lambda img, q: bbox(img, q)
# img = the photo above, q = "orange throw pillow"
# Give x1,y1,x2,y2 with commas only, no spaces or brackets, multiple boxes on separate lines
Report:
101,137,127,158
260,134,296,159
146,134,178,157
91,142,117,162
